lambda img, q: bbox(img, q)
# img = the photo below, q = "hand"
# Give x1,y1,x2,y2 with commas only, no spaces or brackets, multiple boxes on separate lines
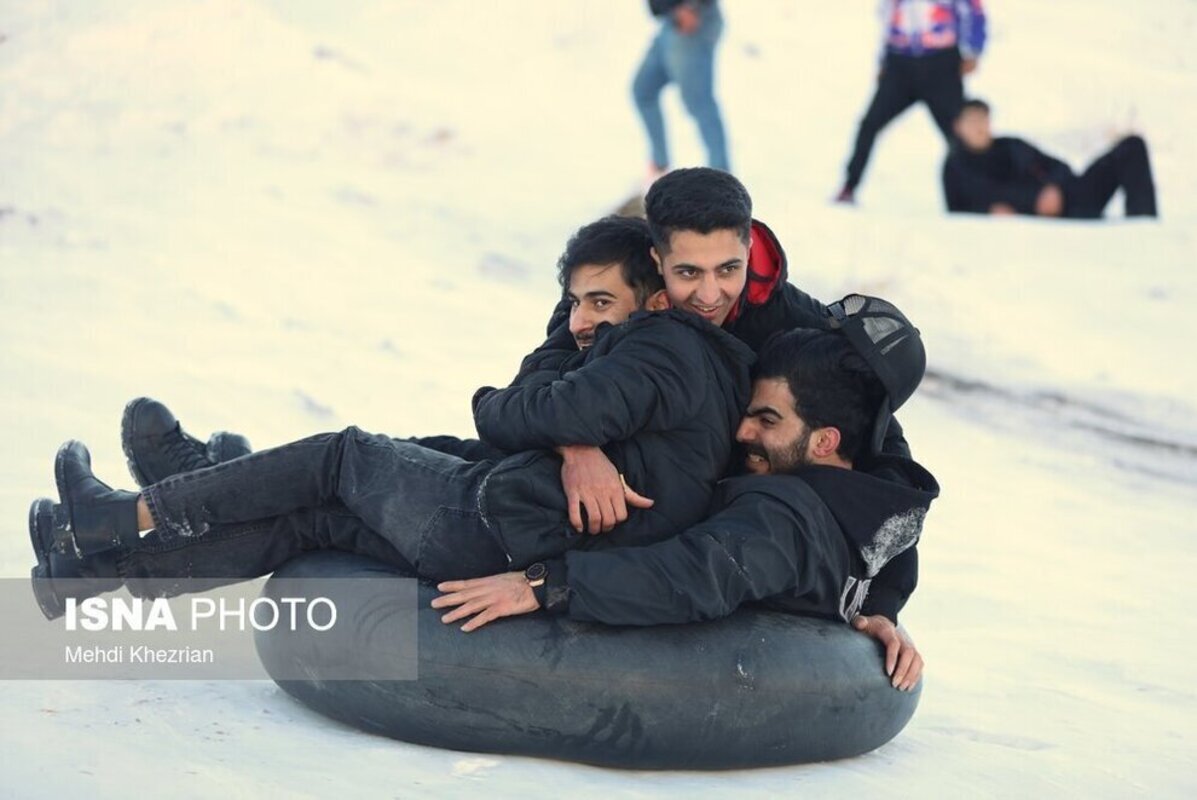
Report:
433,573,540,632
673,4,700,34
1035,184,1064,217
852,614,923,691
558,445,654,535
989,202,1017,216
960,57,978,76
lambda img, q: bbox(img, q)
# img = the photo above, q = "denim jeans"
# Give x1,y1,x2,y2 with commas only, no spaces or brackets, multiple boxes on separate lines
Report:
632,2,729,171
136,427,510,583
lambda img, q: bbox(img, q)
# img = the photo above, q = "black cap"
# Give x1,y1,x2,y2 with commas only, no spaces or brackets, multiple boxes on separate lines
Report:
826,294,926,454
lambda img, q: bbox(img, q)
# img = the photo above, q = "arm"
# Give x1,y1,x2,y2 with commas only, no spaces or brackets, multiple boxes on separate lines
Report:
508,318,580,389
550,493,820,626
956,0,987,59
473,318,705,452
436,492,816,628
727,282,831,353
860,544,917,623
942,154,1010,214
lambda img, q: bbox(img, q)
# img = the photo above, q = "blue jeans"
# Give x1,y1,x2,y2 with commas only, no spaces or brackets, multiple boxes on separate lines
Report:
136,427,510,583
632,3,729,171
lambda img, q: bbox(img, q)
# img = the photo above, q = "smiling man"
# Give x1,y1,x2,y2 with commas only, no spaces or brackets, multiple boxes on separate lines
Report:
30,216,755,630
434,295,940,691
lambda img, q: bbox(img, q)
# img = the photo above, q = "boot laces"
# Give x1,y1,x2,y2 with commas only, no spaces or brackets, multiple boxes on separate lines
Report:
163,425,211,474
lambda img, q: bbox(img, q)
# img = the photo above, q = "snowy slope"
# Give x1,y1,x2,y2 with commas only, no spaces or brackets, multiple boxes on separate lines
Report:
1,0,1195,796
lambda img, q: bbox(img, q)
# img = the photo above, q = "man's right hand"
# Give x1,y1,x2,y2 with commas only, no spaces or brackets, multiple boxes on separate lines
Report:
558,445,654,535
852,614,923,691
1035,184,1064,217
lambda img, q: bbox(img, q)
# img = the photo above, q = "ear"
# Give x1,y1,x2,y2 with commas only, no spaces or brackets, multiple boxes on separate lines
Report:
810,427,842,460
651,246,663,275
644,289,670,312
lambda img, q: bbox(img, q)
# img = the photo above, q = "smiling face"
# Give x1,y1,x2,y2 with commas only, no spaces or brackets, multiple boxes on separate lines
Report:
652,228,749,327
566,263,645,349
735,377,815,475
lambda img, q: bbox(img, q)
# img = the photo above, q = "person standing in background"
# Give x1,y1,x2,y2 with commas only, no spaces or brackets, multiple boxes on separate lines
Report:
835,0,987,204
632,1,729,180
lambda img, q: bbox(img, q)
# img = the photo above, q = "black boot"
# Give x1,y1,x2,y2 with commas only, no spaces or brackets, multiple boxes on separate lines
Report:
55,440,141,558
28,497,122,620
207,430,253,466
121,397,251,487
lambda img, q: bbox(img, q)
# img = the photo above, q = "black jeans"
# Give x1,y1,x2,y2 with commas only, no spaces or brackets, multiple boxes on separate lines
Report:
132,427,510,585
845,48,964,190
1065,135,1158,219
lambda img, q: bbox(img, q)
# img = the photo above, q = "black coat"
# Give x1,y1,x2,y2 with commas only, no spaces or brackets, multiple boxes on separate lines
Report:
942,137,1075,215
536,219,920,621
472,309,754,568
540,454,940,626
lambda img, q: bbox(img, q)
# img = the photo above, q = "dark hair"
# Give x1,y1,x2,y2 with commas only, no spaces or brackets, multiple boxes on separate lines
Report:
961,97,990,115
644,167,752,255
754,328,886,462
557,216,663,305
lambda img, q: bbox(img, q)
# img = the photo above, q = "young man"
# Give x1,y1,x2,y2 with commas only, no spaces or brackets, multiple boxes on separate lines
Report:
136,168,922,632
632,0,729,177
27,216,754,619
836,0,987,204
435,296,939,691
942,98,1158,219
582,168,922,630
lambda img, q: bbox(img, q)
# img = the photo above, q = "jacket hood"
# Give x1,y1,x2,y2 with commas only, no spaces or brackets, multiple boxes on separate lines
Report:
793,455,939,578
725,218,790,326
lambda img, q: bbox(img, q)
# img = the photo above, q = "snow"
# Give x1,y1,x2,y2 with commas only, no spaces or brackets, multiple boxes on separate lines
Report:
2,0,1195,796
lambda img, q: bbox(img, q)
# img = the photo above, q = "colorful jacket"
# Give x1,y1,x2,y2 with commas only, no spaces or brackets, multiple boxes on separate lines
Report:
881,0,987,59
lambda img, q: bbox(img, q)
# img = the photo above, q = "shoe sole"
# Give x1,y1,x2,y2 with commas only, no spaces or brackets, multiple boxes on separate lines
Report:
53,441,82,558
28,498,67,620
120,398,154,487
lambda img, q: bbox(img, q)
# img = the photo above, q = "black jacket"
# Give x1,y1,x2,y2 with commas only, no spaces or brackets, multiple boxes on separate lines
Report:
648,0,712,17
537,218,920,620
473,309,754,567
943,137,1075,215
539,455,939,626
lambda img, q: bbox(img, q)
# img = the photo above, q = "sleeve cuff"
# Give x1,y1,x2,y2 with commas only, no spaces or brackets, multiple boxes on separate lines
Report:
861,585,903,625
538,558,571,615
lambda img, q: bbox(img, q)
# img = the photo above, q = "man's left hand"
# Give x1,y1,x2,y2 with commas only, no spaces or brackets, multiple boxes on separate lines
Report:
960,57,978,75
852,614,923,691
433,573,540,632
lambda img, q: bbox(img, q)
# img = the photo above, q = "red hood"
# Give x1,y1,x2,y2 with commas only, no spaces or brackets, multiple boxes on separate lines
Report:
724,218,788,326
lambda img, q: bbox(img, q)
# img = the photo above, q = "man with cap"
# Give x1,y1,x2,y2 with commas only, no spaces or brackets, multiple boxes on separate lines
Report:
435,295,940,692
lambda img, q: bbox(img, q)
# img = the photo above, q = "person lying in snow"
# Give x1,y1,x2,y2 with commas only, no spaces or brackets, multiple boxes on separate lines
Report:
942,98,1158,219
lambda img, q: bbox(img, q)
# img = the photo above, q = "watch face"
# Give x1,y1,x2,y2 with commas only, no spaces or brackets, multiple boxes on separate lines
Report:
525,562,547,582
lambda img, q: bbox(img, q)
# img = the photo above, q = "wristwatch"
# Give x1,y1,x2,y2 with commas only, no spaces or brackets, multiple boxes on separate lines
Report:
524,562,548,588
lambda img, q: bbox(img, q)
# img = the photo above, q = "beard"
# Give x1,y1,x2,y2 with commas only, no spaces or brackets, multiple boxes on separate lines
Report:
740,427,813,476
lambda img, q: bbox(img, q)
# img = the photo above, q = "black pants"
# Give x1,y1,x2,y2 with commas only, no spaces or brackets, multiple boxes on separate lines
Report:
1065,135,1158,219
844,49,964,191
127,426,513,590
